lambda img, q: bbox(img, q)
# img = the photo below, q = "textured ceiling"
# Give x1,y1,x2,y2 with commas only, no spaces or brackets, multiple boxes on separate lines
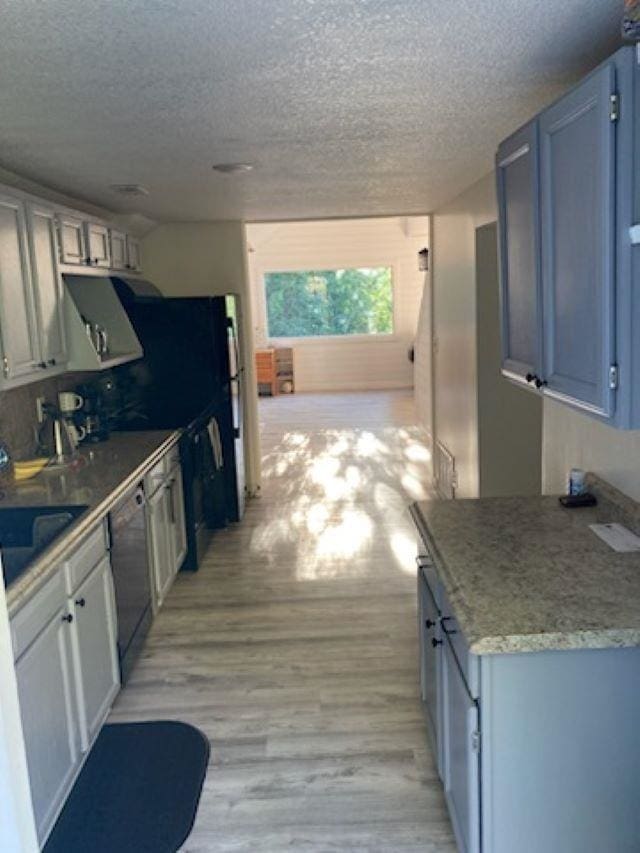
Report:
0,1,623,222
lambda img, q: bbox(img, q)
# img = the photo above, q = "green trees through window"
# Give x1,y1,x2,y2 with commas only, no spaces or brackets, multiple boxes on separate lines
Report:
264,267,393,338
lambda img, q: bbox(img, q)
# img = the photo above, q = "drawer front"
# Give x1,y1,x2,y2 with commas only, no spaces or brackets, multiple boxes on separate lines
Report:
440,587,480,699
11,569,66,660
63,522,108,595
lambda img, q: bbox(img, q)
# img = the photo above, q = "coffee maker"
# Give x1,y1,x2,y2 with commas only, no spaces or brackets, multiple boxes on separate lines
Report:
74,381,111,443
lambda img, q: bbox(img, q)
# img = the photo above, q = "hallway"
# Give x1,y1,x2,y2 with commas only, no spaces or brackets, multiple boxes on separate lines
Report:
110,390,456,852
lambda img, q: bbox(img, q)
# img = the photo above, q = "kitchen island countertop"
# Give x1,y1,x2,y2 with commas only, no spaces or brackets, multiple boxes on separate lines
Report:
2,430,179,614
411,478,640,655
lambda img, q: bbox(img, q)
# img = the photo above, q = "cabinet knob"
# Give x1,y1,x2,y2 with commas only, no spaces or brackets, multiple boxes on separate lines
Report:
525,372,535,383
425,619,436,629
61,613,73,623
75,597,86,607
48,358,56,366
431,638,442,648
38,361,47,369
534,377,548,389
85,257,92,265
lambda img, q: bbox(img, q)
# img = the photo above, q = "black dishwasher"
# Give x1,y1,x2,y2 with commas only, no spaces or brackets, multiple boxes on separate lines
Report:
109,484,152,683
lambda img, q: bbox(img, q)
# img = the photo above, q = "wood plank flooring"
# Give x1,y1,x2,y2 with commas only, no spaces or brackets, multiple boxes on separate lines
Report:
110,390,456,852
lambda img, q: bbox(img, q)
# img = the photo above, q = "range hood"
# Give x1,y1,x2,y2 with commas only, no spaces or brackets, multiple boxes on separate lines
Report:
111,275,164,304
63,275,144,371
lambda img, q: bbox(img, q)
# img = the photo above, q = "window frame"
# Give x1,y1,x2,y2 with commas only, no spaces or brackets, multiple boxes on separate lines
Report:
259,262,399,345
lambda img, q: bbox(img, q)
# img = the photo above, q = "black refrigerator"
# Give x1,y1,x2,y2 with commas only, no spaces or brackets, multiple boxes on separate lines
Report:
110,278,245,570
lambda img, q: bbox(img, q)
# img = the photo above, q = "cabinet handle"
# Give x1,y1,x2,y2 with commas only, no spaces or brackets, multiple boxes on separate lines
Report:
431,638,442,648
85,257,92,265
48,358,56,366
534,377,548,389
61,613,73,623
75,597,86,607
425,619,436,629
38,361,47,369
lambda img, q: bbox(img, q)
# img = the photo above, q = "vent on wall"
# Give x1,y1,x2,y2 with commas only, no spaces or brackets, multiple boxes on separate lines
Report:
434,440,457,499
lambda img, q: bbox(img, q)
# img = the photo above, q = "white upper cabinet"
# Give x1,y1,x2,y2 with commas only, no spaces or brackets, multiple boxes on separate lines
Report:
126,234,141,272
58,214,86,265
0,193,41,381
27,204,67,370
85,221,110,268
109,228,128,271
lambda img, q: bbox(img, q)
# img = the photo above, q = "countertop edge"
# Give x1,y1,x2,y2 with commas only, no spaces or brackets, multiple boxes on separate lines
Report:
410,499,640,656
6,430,181,616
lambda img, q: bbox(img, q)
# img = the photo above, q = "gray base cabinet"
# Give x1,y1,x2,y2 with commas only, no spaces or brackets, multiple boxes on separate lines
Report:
417,542,640,853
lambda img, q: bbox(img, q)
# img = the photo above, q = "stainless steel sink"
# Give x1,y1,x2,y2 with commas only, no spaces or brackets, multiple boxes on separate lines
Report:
0,505,88,587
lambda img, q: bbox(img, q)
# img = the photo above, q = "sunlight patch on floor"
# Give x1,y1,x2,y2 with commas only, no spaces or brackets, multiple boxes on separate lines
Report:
251,419,433,581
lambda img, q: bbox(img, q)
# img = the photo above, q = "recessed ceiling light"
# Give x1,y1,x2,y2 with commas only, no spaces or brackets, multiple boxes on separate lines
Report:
211,163,254,174
110,183,149,197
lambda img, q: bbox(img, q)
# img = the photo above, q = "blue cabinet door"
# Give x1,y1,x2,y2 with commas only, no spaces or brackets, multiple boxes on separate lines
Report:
540,63,616,417
496,121,542,385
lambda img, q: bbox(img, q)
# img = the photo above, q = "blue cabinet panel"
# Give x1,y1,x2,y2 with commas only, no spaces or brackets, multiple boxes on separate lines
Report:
496,121,542,385
539,63,616,417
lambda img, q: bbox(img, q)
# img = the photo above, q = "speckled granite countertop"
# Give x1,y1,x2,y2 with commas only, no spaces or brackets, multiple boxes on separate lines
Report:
2,430,179,614
411,476,640,655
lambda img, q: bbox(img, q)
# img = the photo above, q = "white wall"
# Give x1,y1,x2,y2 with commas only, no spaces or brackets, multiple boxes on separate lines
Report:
413,265,433,439
543,400,640,500
430,173,497,498
246,217,429,392
429,172,542,498
142,222,261,493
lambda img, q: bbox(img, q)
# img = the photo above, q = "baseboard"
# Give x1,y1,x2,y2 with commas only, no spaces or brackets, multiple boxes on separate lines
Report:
294,381,414,393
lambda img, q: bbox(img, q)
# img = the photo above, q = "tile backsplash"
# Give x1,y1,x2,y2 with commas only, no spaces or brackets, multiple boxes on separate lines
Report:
0,372,93,460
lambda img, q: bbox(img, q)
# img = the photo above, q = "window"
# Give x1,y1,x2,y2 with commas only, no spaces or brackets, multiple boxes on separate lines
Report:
264,267,393,338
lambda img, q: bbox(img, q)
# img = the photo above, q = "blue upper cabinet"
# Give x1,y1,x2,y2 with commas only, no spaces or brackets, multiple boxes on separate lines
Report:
496,122,543,388
540,62,616,419
497,45,640,428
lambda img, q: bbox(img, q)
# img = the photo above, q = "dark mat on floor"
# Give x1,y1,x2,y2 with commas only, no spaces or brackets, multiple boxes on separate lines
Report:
44,721,210,853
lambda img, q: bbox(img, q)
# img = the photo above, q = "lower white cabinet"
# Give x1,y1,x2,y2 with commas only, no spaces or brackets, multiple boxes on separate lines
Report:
167,464,187,574
12,520,120,846
147,482,174,608
146,450,187,610
15,600,80,843
70,556,120,750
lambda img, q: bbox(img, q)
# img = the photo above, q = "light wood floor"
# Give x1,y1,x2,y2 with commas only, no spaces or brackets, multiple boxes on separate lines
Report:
110,389,456,852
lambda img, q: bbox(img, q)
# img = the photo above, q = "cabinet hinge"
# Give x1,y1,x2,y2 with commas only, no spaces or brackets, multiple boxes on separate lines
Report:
610,93,620,122
471,729,481,754
2,357,8,378
609,364,619,391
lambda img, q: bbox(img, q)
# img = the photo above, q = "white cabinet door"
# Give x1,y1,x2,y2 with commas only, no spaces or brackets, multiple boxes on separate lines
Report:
71,556,120,750
147,485,174,607
27,204,67,370
0,194,41,381
15,608,80,844
126,234,141,271
85,222,110,268
168,467,187,574
57,214,86,265
110,229,128,271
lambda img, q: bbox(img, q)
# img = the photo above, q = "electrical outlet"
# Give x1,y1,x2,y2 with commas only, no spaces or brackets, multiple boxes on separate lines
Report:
36,396,46,424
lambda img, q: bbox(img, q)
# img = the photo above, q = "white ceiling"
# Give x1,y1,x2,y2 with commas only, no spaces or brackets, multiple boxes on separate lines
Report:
0,1,623,222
